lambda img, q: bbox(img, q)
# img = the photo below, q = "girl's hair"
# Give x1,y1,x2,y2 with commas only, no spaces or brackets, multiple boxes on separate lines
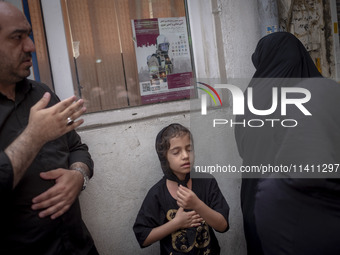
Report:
155,123,193,173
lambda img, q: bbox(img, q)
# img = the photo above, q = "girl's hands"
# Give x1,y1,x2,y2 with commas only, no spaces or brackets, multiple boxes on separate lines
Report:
176,185,201,210
174,207,203,229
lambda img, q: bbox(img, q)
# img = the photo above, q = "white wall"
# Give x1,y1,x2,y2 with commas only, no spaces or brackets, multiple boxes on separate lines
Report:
219,0,261,79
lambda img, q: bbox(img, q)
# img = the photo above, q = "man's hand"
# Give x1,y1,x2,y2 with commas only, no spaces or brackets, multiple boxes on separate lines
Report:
6,93,87,188
26,92,86,145
31,168,84,219
176,185,201,210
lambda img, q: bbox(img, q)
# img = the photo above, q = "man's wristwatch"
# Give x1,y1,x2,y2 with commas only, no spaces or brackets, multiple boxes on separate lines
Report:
73,167,90,190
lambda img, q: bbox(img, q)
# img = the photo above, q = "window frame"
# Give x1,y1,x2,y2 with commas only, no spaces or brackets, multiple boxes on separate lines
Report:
39,0,222,127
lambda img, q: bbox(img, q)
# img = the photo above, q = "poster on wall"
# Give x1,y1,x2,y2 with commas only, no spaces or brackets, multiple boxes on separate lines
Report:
132,17,193,104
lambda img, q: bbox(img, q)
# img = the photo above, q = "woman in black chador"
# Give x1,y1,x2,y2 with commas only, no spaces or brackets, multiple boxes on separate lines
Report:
235,32,327,255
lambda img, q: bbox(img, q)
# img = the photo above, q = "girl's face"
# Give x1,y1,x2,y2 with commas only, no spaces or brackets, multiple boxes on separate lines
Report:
166,133,194,181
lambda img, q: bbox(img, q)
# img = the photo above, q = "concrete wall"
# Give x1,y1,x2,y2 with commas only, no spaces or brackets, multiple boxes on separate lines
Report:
219,0,261,78
278,0,340,79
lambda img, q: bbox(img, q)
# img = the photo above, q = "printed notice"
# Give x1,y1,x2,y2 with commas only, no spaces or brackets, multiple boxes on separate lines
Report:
132,17,193,104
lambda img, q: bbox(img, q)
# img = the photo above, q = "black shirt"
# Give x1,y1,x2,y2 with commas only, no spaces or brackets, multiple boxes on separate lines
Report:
0,79,95,255
133,176,229,254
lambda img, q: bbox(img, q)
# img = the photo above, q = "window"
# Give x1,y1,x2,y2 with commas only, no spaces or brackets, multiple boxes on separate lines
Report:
61,0,193,113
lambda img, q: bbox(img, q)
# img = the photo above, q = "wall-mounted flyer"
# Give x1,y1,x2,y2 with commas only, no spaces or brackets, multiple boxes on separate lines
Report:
132,17,193,104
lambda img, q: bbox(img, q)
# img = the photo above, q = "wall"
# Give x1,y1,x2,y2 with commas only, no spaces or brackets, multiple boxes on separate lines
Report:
278,0,340,79
331,0,340,81
219,0,262,78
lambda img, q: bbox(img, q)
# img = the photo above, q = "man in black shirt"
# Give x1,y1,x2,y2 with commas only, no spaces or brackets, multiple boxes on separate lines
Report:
0,2,98,254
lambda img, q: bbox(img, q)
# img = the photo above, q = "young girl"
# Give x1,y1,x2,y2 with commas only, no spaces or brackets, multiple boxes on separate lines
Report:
133,123,229,254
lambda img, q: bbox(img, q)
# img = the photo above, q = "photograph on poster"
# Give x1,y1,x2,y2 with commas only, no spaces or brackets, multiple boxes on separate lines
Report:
132,17,193,104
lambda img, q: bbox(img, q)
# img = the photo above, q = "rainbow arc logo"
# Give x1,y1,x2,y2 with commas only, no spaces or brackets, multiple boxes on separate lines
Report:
197,82,222,115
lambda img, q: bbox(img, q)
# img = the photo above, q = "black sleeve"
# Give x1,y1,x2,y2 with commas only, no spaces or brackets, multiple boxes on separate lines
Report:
67,130,94,177
207,178,230,232
0,152,13,194
133,187,164,248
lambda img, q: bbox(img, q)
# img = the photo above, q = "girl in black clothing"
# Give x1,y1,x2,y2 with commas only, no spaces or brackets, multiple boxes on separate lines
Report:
133,123,229,254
